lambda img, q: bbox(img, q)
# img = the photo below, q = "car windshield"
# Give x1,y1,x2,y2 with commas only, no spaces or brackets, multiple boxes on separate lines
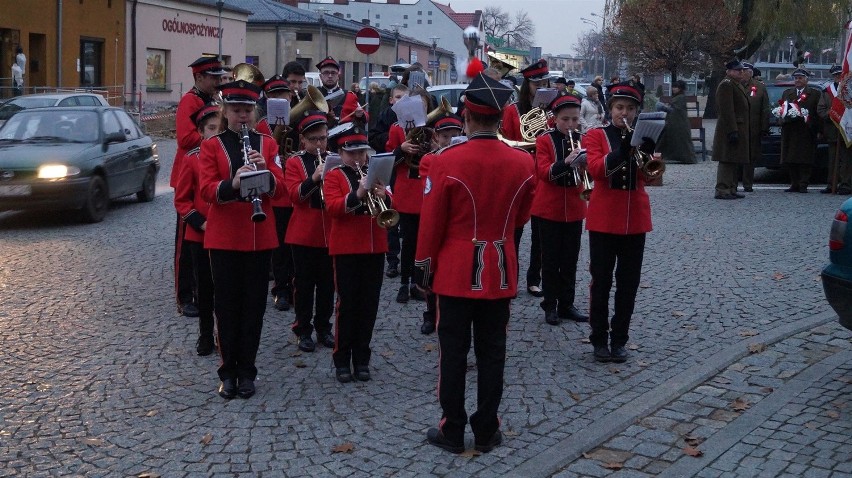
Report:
0,110,99,143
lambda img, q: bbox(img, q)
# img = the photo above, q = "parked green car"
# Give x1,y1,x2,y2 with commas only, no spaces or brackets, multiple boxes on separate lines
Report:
0,106,159,223
822,197,852,331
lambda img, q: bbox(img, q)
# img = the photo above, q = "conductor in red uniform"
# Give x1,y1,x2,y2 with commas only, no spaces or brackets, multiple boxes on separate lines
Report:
198,80,286,399
583,82,654,364
532,94,589,325
416,73,535,454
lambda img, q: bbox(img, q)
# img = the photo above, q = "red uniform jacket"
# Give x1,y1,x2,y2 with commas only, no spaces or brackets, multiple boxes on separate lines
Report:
415,133,536,299
256,117,272,136
171,87,213,187
500,103,522,141
323,165,390,256
584,125,652,235
284,151,331,248
531,129,587,223
173,147,211,243
385,123,424,214
199,128,286,251
256,117,291,207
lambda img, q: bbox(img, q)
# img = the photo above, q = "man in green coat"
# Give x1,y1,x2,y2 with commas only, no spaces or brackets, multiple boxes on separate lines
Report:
780,68,822,193
712,60,750,199
740,63,770,192
817,65,852,195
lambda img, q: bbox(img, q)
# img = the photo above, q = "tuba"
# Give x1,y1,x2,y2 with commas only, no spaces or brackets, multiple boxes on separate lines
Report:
232,63,265,86
289,85,329,124
623,117,665,180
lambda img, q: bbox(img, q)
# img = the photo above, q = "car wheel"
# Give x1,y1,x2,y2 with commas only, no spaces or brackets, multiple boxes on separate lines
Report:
137,167,156,202
81,176,109,223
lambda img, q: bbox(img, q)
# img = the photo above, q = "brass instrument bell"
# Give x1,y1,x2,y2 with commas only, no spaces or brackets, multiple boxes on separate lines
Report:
289,85,329,124
232,63,265,86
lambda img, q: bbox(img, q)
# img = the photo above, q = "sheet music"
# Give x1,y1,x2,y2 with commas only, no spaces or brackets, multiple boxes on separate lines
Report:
266,98,290,126
365,153,395,187
392,95,427,128
322,153,343,180
532,88,558,109
630,112,667,146
239,170,271,197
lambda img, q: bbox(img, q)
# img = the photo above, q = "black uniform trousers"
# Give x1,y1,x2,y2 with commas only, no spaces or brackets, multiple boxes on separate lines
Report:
538,218,583,312
186,240,214,340
290,244,334,338
174,213,196,306
270,206,294,299
332,253,384,369
588,231,645,348
398,212,420,285
210,249,272,382
436,295,511,445
386,223,401,268
786,164,813,191
514,217,542,288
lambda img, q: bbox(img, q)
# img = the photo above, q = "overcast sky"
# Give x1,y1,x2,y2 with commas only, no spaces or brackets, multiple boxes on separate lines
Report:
433,0,607,55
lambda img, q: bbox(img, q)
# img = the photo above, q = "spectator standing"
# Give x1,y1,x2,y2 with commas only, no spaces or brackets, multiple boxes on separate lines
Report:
657,80,695,164
711,60,749,200
580,86,604,132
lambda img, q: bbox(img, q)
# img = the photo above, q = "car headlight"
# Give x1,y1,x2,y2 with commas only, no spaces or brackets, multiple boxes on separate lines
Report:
38,164,81,179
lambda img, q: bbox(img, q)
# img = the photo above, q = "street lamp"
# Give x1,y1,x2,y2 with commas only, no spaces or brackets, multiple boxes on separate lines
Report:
391,23,402,63
216,1,224,61
429,36,439,84
590,11,606,78
581,17,599,76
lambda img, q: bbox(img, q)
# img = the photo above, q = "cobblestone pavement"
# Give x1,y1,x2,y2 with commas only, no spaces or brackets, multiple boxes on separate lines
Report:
0,136,849,477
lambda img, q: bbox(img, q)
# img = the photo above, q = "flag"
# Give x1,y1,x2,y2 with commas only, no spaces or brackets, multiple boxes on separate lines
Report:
830,20,852,147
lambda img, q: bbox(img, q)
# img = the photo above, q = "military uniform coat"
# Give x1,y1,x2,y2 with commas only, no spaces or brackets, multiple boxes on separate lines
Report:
531,129,588,222
780,86,822,165
712,76,751,165
284,151,331,248
745,79,770,163
415,133,536,299
174,148,210,244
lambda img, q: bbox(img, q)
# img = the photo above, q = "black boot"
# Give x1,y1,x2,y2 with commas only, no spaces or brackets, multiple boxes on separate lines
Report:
545,309,560,325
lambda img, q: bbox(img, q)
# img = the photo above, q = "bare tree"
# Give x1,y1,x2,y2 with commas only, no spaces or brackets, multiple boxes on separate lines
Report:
573,30,603,60
482,6,536,50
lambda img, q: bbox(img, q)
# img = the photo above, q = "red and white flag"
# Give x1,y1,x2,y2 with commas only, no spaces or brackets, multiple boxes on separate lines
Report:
830,20,852,146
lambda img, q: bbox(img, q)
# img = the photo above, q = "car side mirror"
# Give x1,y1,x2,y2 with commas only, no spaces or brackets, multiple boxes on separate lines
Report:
103,131,125,144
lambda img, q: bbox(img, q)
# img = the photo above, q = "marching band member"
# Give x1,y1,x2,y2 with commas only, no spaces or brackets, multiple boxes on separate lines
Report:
532,94,589,325
198,80,286,399
583,82,655,364
323,125,390,383
316,56,345,122
416,74,535,454
416,112,464,335
501,60,550,298
386,90,433,304
174,103,221,356
284,111,335,353
173,56,228,318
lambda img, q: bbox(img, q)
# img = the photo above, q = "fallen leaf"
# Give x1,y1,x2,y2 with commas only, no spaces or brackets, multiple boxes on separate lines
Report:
636,361,649,367
739,330,759,337
570,392,581,402
200,434,213,445
424,343,438,352
331,442,355,453
826,410,840,419
672,310,685,317
289,351,303,357
602,463,624,470
138,473,161,478
460,448,482,457
639,282,651,288
684,435,702,447
682,324,697,330
748,343,767,354
837,376,852,384
503,429,519,437
145,409,158,417
380,350,395,358
627,344,639,350
609,367,621,374
580,338,591,344
731,398,750,412
683,447,703,457
772,272,787,280
81,438,103,446
294,360,306,368
761,387,774,394
582,452,592,459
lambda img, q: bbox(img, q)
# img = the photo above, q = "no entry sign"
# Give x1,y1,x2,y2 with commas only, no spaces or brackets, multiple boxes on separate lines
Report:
355,27,381,55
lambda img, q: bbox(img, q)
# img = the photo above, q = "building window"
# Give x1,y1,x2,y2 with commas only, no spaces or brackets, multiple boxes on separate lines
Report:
296,32,313,41
376,14,380,19
403,23,408,28
346,13,351,18
146,48,168,89
418,10,422,15
428,10,432,15
375,23,380,28
403,14,408,19
246,56,260,68
427,20,432,24
417,19,422,24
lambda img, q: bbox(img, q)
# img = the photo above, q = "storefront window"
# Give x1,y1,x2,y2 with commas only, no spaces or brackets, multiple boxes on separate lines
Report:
80,39,103,87
146,48,168,90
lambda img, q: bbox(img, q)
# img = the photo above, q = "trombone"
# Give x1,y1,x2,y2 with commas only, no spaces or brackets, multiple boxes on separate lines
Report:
354,162,399,229
567,129,593,201
622,116,665,180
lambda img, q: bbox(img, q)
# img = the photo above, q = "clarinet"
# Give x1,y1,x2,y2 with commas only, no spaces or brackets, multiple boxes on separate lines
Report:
240,123,267,222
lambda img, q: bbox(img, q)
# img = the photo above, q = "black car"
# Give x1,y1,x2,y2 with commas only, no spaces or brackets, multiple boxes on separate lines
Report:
757,81,829,177
0,106,159,222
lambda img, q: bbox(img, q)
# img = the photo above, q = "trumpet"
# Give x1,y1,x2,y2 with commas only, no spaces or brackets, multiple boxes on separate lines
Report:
622,116,665,180
240,123,267,223
567,129,593,200
355,162,399,228
315,147,326,204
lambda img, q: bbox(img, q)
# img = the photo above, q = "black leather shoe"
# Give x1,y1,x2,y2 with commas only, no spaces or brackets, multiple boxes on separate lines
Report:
420,320,436,335
298,335,316,352
559,306,589,323
353,366,371,381
318,332,335,348
426,428,464,454
396,285,409,303
593,346,611,363
385,264,400,278
181,302,199,317
237,379,255,399
336,367,353,383
545,309,560,325
785,186,799,192
743,187,754,192
196,335,214,356
732,192,745,199
474,430,503,453
527,285,543,297
273,294,290,311
820,187,833,194
610,345,628,363
714,193,737,200
218,378,237,399
409,286,426,301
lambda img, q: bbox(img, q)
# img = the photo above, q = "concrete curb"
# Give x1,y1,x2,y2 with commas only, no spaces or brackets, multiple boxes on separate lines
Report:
657,349,852,478
505,309,839,478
